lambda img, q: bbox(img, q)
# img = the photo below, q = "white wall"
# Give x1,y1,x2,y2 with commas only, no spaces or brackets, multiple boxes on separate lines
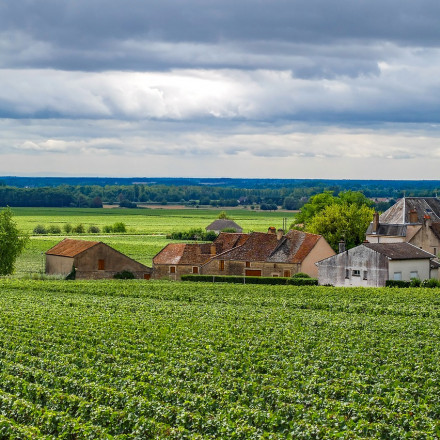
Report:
388,259,430,281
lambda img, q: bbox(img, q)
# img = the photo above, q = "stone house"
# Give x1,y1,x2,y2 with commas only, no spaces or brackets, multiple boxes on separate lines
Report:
317,242,437,287
366,197,440,257
205,219,243,234
201,228,335,278
152,233,249,280
46,238,152,279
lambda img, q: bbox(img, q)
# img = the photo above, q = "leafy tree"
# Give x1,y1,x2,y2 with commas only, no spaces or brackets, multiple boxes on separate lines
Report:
307,203,374,251
0,207,28,275
293,191,336,225
218,211,230,219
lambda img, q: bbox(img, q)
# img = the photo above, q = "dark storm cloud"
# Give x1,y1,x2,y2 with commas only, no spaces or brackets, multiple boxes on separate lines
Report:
1,0,440,73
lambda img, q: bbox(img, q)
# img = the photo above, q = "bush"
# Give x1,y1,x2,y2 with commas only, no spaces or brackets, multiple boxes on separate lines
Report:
63,223,73,233
292,272,311,279
114,270,135,279
72,224,85,234
88,225,100,234
410,278,421,287
421,278,440,288
181,275,318,285
119,200,137,208
33,224,47,234
65,266,76,280
47,225,62,234
103,225,113,233
385,280,411,288
112,222,127,233
167,229,216,241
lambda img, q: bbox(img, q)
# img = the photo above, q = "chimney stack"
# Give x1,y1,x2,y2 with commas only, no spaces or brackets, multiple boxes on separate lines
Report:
268,226,276,235
277,229,284,240
210,243,217,255
424,215,432,227
409,209,418,224
338,240,346,253
372,212,380,233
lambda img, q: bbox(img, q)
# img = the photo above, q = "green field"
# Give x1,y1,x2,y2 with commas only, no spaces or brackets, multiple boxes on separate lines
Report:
1,280,440,438
11,207,292,235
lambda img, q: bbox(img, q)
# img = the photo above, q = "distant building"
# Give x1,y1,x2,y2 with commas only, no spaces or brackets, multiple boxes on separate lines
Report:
317,242,438,287
46,238,151,279
366,197,440,257
205,219,243,234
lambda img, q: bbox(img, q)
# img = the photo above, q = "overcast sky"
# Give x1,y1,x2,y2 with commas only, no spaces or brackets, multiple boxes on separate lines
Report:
1,0,440,179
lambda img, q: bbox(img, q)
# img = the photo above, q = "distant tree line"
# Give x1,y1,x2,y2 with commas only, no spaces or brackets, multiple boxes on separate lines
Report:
0,181,440,209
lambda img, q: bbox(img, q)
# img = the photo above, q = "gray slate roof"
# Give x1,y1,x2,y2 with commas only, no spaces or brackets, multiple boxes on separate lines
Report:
363,242,435,260
206,219,242,232
365,223,407,236
379,197,440,224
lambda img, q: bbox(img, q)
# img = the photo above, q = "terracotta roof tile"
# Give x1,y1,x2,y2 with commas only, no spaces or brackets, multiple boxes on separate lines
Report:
46,238,99,257
153,243,213,265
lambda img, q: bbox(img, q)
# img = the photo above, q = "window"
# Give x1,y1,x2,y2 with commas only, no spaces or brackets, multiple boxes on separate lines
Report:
363,271,368,280
434,248,437,256
410,271,419,279
169,266,176,274
283,270,291,278
352,269,360,277
98,259,105,270
245,261,251,268
272,274,279,277
192,266,199,274
393,272,402,280
219,260,225,271
345,269,349,279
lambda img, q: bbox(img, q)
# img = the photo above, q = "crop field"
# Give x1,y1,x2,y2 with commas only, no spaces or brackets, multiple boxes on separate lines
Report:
0,280,440,438
11,207,291,235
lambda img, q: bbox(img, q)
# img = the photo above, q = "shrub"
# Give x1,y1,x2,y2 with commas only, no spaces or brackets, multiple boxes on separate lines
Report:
72,224,85,234
292,272,311,279
33,224,47,234
112,222,127,233
114,270,135,279
421,278,440,288
47,225,62,234
181,275,318,285
63,223,73,233
65,266,76,280
88,225,100,234
385,280,411,288
103,225,113,233
410,278,421,287
119,200,137,208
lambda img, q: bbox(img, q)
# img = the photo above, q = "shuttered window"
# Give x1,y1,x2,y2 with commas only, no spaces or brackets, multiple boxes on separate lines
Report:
98,259,105,270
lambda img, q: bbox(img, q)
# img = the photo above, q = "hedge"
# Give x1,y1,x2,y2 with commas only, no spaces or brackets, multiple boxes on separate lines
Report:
386,279,440,288
181,274,318,285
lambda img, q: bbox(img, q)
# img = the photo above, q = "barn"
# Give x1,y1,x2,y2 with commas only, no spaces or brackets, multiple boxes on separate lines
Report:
46,238,152,279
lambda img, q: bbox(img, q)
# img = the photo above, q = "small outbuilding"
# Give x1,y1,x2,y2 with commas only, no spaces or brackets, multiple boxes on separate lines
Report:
46,238,152,279
317,242,437,287
205,219,243,234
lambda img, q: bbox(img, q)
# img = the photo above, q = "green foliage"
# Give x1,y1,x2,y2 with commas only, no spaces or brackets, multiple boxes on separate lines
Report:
421,278,440,288
182,275,318,285
65,265,76,280
47,225,61,234
63,223,72,233
292,272,311,278
217,210,229,219
220,228,237,233
113,270,135,279
72,223,85,234
87,225,100,234
308,203,375,251
33,224,47,234
0,208,28,275
386,280,411,288
410,277,421,287
111,222,127,233
168,228,216,241
2,280,440,437
103,225,113,233
293,191,336,225
260,203,277,210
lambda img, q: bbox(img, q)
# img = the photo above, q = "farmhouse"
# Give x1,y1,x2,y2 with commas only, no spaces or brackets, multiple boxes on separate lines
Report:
152,233,248,280
317,242,437,287
366,197,440,257
201,228,335,278
205,219,243,234
46,238,152,279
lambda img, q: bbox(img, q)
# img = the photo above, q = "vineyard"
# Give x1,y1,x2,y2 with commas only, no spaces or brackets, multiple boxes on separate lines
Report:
0,280,440,438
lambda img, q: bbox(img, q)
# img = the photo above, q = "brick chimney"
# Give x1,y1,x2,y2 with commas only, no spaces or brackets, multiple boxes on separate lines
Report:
409,209,418,224
277,229,284,240
338,240,346,253
372,212,380,233
210,243,217,255
268,226,276,235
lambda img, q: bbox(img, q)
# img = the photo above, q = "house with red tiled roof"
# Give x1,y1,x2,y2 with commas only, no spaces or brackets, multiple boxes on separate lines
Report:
200,228,335,278
46,238,151,279
152,232,249,280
